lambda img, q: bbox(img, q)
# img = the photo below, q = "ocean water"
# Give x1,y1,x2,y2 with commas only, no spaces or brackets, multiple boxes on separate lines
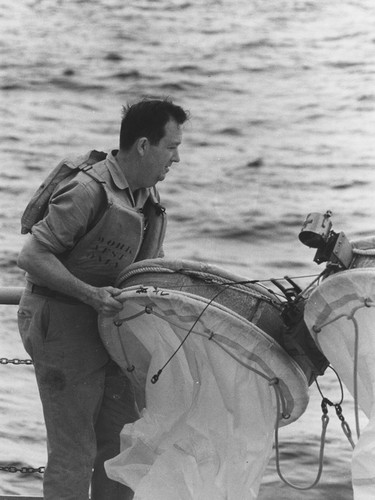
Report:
1,0,375,497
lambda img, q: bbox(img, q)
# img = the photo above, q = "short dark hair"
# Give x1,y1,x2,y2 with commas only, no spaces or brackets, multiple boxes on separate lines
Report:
119,98,189,151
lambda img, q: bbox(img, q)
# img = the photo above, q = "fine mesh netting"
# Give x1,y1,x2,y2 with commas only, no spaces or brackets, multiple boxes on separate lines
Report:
305,269,375,499
100,280,309,500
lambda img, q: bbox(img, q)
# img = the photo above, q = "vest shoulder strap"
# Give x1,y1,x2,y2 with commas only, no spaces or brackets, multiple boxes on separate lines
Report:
135,187,167,262
148,186,166,215
20,150,107,234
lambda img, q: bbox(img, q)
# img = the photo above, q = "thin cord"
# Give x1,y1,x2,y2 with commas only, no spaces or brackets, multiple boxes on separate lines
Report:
150,284,231,383
273,384,329,490
315,365,344,406
352,315,361,439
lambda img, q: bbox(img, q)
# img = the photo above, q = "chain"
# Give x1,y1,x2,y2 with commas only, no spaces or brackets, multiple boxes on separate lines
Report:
334,402,355,449
0,357,33,365
0,465,45,474
321,397,355,449
1,356,41,474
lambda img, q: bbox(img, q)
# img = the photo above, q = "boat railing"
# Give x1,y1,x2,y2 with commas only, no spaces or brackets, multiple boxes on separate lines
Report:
0,497,43,500
0,287,24,305
0,286,43,500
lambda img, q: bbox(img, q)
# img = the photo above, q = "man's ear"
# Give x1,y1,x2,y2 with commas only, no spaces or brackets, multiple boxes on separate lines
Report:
137,137,149,156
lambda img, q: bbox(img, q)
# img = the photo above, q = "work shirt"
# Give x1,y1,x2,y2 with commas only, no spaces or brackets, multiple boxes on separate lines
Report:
32,151,150,255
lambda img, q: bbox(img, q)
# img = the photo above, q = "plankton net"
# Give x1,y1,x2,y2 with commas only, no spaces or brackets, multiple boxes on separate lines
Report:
99,259,312,500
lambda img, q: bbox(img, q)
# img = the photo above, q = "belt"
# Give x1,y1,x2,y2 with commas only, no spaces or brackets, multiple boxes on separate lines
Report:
26,282,83,305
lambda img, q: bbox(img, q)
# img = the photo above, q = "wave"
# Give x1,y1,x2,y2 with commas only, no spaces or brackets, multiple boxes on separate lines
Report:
332,180,369,190
197,219,297,242
112,70,143,80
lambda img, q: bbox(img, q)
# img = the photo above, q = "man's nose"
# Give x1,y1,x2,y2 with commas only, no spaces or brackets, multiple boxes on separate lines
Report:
173,150,180,163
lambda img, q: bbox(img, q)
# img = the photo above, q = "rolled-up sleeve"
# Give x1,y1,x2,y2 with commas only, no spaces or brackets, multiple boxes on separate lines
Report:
31,180,104,254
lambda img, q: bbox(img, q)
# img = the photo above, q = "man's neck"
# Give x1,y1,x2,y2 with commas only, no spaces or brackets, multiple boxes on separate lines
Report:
116,149,141,192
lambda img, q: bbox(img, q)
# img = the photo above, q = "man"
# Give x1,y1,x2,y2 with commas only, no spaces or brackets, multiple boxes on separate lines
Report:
17,98,189,500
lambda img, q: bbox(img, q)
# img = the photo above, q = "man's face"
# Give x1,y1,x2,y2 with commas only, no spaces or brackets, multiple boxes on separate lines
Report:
144,119,182,185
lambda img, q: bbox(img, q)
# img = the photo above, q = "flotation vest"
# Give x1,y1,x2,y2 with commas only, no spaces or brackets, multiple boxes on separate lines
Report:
21,151,167,287
21,150,108,235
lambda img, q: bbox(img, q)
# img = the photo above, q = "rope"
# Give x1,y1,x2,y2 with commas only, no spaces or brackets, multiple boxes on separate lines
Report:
352,314,361,439
274,392,330,490
118,267,320,306
119,265,319,289
352,248,375,256
315,366,344,405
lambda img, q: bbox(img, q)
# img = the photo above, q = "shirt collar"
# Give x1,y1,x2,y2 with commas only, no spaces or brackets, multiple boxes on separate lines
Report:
106,150,130,190
106,150,150,207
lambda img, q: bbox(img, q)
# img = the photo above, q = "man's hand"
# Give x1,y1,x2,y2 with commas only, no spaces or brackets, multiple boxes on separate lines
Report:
18,236,125,316
85,286,124,316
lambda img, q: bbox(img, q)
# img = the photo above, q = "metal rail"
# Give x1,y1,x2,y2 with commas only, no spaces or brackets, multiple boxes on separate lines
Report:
0,287,23,305
0,497,43,499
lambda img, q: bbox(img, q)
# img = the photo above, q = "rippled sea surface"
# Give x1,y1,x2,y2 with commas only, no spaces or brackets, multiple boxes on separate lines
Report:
1,0,375,497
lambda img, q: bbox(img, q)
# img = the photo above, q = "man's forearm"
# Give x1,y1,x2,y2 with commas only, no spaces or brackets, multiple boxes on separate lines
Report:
18,235,95,300
17,235,123,315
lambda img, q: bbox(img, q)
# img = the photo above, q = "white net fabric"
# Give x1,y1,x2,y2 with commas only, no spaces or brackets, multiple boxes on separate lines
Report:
100,285,308,500
305,269,375,500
